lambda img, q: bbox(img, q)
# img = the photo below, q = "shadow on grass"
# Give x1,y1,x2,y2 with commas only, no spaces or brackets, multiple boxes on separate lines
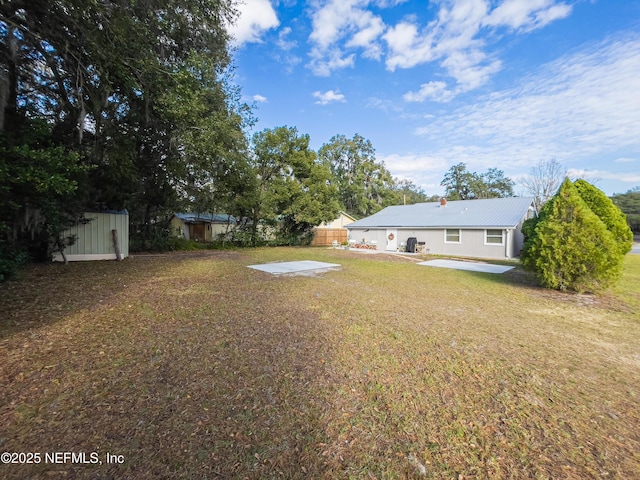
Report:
466,263,540,288
0,252,336,479
0,251,248,339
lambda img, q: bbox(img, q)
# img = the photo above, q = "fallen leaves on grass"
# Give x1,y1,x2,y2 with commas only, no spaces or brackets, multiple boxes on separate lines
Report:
0,249,639,479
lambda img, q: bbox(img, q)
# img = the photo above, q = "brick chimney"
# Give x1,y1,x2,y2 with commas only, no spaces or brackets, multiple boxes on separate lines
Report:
440,198,447,207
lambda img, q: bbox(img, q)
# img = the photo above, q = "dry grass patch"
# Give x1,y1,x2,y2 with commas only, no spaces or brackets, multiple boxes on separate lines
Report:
1,248,639,479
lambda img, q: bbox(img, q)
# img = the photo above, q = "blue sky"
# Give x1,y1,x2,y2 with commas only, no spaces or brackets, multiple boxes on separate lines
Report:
228,0,640,197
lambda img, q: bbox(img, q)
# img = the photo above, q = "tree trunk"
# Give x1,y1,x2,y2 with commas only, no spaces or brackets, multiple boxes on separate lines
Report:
112,229,122,261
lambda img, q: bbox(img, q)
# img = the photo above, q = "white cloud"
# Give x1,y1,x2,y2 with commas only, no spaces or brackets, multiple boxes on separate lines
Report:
253,94,268,103
307,0,387,75
274,27,302,73
305,0,572,93
614,157,637,164
346,14,386,60
228,0,279,46
440,49,502,90
313,90,347,105
378,153,450,192
484,0,572,32
404,81,456,103
367,96,404,113
384,0,490,73
383,21,435,70
309,0,354,48
277,27,297,51
567,169,640,184
379,153,449,175
373,0,409,6
308,48,356,77
381,0,571,100
407,33,640,185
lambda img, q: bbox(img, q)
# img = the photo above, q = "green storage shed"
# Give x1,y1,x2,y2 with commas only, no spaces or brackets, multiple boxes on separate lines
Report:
52,210,129,262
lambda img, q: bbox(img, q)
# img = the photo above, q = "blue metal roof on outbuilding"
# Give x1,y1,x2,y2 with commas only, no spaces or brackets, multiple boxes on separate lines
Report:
346,197,535,229
174,213,237,224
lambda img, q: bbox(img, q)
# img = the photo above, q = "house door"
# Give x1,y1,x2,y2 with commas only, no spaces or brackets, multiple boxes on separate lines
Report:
189,223,206,242
386,229,398,251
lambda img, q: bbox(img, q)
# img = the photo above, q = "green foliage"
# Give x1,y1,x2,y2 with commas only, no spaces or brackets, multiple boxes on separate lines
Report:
0,238,28,281
393,179,428,205
574,179,633,254
441,163,475,200
248,126,341,245
318,134,397,217
0,118,86,269
1,0,252,265
441,163,514,200
228,225,268,248
611,187,640,234
129,220,173,253
521,179,623,292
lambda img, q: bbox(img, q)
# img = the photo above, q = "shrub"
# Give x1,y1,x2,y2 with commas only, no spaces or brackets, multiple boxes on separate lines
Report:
0,238,28,281
574,179,633,255
522,179,623,292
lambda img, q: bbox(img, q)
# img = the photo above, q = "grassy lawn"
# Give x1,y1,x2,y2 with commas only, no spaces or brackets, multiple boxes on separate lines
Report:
1,249,639,479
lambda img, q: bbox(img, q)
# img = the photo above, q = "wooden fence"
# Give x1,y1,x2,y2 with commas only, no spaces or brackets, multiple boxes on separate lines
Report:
310,228,348,246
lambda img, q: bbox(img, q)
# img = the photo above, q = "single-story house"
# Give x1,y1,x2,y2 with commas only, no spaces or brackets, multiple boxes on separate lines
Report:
52,210,129,262
170,213,237,242
311,211,357,246
346,197,536,260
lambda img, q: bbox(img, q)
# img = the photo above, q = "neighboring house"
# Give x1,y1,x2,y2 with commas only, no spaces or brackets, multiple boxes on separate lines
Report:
170,213,237,242
52,210,129,262
346,197,536,260
311,211,357,246
316,211,357,229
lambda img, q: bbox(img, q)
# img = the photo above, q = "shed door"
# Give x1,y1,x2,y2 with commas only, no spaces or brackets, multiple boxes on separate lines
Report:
190,223,206,242
386,229,398,251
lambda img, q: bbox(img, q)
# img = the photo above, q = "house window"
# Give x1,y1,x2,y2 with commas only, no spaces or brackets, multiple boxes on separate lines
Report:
445,229,461,243
485,229,504,245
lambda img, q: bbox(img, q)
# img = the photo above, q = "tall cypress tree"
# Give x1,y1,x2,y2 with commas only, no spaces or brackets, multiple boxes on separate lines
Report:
574,179,633,255
522,178,623,292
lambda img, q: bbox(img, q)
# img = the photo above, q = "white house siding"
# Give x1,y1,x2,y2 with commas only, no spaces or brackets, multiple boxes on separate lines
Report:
348,227,520,260
53,211,129,261
350,229,386,246
511,220,527,257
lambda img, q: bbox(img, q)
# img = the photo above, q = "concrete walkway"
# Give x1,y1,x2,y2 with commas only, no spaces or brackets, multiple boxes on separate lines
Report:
417,259,515,274
248,260,341,275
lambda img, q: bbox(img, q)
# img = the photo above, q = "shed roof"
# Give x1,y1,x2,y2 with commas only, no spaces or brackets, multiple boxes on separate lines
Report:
338,211,357,221
174,213,237,224
346,197,535,229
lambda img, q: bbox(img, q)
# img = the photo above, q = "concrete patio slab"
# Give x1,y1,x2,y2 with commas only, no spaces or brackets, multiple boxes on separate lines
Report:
248,260,341,275
417,259,515,274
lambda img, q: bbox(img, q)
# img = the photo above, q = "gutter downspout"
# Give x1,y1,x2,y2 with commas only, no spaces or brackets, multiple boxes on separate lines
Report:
505,229,510,259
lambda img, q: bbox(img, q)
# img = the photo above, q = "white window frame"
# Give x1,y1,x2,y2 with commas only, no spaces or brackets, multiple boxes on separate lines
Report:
444,228,461,244
484,229,504,246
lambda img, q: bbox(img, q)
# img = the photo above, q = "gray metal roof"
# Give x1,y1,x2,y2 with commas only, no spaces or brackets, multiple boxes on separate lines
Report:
346,197,535,229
